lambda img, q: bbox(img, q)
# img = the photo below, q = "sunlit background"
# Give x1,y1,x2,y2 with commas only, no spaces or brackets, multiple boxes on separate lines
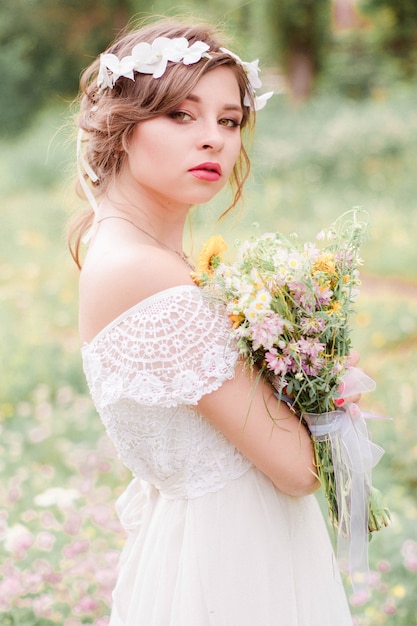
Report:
1,1,417,624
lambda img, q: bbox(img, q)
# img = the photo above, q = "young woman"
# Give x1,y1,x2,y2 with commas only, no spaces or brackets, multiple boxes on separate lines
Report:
70,18,359,625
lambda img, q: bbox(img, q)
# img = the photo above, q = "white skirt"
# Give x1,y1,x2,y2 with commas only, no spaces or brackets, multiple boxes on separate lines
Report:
109,467,352,626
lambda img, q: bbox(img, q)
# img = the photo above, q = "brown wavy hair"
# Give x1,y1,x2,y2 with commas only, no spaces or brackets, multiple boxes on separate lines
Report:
69,18,256,267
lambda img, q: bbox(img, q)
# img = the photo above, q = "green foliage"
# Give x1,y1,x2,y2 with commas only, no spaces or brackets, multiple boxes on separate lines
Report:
359,0,417,76
0,0,133,136
319,31,399,99
0,610,55,625
266,0,332,72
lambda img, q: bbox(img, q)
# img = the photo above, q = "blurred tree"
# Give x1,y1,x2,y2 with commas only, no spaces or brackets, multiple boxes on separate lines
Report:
359,0,417,77
0,0,133,136
265,0,332,100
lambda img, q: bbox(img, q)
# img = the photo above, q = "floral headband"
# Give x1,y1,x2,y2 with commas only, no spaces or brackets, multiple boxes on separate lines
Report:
97,36,273,112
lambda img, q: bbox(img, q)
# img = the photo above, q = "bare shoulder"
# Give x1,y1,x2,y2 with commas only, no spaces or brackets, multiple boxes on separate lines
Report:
79,242,195,343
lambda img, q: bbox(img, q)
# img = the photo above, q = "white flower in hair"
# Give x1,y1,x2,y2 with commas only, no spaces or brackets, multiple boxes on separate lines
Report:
98,53,136,88
220,47,273,111
182,40,211,64
132,37,172,78
252,91,274,111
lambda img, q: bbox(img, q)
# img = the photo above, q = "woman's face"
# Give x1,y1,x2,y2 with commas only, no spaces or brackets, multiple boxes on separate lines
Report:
120,66,244,210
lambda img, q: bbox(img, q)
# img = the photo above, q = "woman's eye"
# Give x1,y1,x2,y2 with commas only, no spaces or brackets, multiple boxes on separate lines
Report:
168,111,192,122
219,118,241,128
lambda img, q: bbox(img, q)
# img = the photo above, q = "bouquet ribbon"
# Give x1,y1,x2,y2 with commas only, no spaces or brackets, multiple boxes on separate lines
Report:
303,366,385,591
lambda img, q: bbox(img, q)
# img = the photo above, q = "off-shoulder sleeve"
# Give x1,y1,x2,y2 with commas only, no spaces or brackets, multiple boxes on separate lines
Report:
82,285,238,409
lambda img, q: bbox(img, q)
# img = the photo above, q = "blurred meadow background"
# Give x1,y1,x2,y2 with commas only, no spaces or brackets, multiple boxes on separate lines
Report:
1,0,417,624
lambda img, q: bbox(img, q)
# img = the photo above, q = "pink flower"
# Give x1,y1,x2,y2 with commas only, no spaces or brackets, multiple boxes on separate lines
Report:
401,539,417,570
36,531,56,551
314,282,333,306
298,337,325,358
382,601,397,615
349,588,370,606
0,573,23,605
32,594,54,617
76,595,100,613
377,559,391,573
22,571,43,594
63,512,82,535
265,348,292,376
300,316,326,335
297,337,326,375
90,503,112,526
250,314,286,351
63,539,90,558
288,281,315,313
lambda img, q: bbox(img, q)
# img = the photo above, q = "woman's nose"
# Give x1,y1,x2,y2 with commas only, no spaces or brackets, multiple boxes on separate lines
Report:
198,122,224,152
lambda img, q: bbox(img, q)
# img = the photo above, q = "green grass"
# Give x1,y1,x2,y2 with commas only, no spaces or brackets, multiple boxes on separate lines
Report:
1,86,417,624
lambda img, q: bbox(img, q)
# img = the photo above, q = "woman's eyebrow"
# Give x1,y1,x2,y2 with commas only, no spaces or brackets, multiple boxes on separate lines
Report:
184,93,243,113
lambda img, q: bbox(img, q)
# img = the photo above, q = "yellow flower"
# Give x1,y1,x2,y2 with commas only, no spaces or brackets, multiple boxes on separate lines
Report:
391,585,406,598
327,301,342,315
313,252,336,275
197,235,228,274
190,271,202,286
229,312,244,328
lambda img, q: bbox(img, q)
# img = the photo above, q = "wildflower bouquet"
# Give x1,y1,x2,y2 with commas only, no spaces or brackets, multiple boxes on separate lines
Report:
193,210,390,585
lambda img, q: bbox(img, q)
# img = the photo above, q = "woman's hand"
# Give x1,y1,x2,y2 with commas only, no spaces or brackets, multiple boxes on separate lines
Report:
334,350,362,408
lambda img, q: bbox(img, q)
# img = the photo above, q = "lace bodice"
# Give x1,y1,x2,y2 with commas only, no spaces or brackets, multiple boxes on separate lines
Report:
82,285,252,499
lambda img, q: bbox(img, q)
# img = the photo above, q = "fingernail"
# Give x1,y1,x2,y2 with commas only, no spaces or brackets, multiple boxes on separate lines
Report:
335,398,344,407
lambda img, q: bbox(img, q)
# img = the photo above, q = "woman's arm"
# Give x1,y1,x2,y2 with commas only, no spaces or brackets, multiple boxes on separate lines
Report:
198,361,320,497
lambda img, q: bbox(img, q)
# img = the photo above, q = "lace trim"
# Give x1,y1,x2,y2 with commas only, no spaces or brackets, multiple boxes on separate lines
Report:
82,285,201,349
82,285,238,408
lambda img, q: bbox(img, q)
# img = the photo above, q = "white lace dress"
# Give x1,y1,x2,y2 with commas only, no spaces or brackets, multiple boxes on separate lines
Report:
82,285,352,626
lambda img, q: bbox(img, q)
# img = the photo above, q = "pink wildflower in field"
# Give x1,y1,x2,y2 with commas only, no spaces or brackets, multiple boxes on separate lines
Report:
32,593,54,617
349,588,370,606
36,530,56,551
377,559,391,573
402,539,417,571
0,571,23,608
22,570,43,594
63,539,90,558
369,570,381,588
382,601,397,615
40,510,61,529
63,512,83,535
90,502,113,526
76,595,100,612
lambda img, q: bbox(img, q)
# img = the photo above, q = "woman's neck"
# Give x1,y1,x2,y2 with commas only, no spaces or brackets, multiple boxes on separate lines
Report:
98,186,191,251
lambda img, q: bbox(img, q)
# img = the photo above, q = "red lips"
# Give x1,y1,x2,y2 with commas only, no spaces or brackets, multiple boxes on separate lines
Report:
188,162,222,181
